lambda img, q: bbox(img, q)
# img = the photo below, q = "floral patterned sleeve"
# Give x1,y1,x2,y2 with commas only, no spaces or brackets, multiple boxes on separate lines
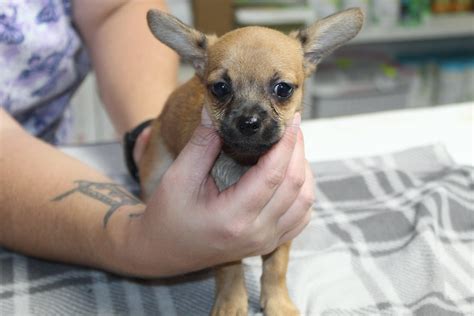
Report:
0,0,90,144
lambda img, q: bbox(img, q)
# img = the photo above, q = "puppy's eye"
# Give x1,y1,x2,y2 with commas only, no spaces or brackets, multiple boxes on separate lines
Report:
211,82,231,99
273,82,293,99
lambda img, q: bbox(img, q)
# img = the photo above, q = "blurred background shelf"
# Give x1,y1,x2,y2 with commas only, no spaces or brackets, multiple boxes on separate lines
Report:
352,13,474,44
69,0,474,144
235,6,316,26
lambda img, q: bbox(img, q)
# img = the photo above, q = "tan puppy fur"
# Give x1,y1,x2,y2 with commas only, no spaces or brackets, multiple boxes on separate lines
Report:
140,8,363,315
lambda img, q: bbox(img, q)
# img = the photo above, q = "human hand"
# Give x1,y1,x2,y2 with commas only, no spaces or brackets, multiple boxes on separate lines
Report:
123,109,314,277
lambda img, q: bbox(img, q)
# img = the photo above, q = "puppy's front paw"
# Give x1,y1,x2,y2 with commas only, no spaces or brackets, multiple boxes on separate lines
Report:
211,297,248,316
261,293,299,316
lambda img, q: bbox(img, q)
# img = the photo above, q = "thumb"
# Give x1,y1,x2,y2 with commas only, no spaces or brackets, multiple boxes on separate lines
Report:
170,107,222,184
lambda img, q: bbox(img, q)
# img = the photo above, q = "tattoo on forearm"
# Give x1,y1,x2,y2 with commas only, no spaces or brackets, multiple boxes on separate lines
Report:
128,212,145,218
52,180,145,227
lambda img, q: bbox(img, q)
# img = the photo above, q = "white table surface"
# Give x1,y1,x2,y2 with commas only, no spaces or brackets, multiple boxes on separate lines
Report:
301,102,473,166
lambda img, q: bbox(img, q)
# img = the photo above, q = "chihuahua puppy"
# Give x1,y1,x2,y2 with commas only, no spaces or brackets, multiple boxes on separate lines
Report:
140,8,363,316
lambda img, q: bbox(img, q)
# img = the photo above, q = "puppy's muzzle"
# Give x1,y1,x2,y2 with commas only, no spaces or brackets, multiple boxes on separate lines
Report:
220,106,281,156
237,114,261,136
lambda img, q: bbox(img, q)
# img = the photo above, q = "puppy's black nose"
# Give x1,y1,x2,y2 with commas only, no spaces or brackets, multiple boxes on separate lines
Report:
237,115,261,136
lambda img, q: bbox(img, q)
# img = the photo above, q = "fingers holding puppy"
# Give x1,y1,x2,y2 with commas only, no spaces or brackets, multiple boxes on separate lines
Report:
224,113,301,214
259,129,307,222
254,159,314,255
276,161,315,242
216,114,314,257
168,108,222,191
278,205,313,246
253,120,314,250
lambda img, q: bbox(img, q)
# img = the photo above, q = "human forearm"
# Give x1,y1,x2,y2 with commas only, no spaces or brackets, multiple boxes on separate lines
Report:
0,108,313,278
0,110,143,274
73,0,179,135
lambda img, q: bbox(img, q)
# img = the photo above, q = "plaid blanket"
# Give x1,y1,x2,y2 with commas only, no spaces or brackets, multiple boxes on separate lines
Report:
1,144,473,315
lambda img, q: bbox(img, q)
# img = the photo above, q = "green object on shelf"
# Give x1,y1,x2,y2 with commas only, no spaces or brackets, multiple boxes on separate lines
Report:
400,0,431,26
381,64,398,78
335,58,353,70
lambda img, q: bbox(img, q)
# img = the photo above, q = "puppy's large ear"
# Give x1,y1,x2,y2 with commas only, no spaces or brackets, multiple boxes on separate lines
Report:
291,8,364,76
147,10,215,76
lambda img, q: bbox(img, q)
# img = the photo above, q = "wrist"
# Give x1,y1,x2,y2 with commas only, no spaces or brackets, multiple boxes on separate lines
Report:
123,119,154,182
96,207,152,277
101,209,181,278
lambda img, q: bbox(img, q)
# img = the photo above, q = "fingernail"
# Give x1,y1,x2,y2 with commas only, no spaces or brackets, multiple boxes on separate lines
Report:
293,113,301,127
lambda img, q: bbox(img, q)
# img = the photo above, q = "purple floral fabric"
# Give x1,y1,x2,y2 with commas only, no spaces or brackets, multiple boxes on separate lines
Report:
0,0,89,144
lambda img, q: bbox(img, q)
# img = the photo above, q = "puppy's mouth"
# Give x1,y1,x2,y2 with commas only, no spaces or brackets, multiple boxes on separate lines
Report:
221,136,277,156
216,116,283,162
218,126,283,161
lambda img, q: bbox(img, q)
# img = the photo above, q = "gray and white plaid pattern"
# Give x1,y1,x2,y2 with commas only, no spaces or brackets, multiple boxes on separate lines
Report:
1,145,473,315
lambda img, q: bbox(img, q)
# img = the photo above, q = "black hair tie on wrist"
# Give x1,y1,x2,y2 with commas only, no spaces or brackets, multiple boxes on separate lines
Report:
123,119,154,183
